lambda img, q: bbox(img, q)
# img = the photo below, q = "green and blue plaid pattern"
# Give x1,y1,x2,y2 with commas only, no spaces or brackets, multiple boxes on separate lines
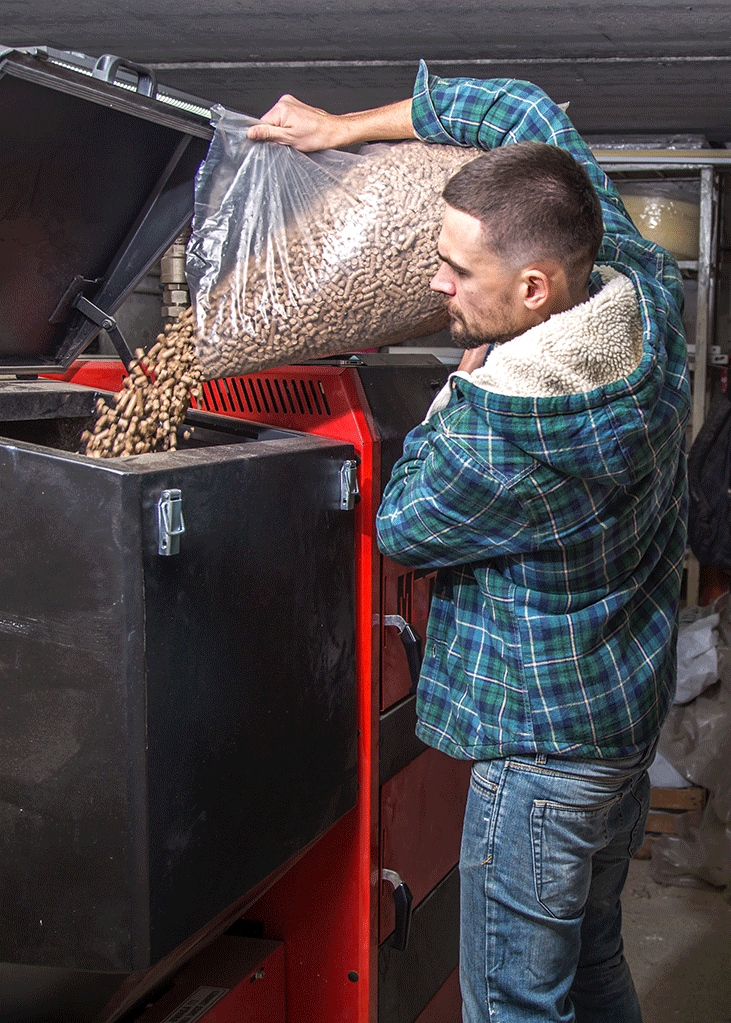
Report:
376,63,691,760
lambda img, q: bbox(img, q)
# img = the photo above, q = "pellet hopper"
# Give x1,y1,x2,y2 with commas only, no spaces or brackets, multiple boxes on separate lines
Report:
0,45,469,1023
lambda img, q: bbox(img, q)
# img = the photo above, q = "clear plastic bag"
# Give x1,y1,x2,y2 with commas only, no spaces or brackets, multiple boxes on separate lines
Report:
187,106,474,380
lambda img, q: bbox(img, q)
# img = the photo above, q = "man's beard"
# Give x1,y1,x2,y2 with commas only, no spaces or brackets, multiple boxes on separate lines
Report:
449,312,521,350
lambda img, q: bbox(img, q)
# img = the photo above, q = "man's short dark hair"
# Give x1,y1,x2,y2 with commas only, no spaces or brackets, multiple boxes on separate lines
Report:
442,141,604,277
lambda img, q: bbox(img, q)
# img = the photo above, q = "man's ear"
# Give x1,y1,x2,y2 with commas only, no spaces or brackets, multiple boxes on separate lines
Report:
520,268,551,312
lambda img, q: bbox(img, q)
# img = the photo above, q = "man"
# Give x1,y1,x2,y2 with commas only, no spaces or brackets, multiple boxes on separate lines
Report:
249,63,690,1023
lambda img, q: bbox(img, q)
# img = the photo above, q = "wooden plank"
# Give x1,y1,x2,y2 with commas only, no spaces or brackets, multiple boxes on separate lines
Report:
646,810,685,834
650,786,707,812
633,787,708,859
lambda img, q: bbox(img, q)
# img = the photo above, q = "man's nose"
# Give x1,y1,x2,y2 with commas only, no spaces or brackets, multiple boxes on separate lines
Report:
430,264,456,295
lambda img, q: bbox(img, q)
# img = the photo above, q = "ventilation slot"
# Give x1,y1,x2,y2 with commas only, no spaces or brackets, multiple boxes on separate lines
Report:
200,375,332,419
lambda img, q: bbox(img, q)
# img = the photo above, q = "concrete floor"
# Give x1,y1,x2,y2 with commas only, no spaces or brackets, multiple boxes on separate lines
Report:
622,858,731,1023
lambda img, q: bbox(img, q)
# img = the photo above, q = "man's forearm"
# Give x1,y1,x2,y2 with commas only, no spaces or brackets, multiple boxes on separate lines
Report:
337,98,416,146
247,95,415,151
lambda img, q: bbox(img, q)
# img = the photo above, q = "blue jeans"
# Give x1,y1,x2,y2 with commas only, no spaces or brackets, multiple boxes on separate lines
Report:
459,744,655,1023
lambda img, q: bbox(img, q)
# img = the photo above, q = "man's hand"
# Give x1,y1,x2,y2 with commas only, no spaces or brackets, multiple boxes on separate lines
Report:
458,345,490,373
247,95,343,152
247,96,416,152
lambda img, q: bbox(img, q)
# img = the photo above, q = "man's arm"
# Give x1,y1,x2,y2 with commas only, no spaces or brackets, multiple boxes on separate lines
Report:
409,62,684,312
375,413,534,569
408,62,642,247
246,94,415,151
248,62,643,254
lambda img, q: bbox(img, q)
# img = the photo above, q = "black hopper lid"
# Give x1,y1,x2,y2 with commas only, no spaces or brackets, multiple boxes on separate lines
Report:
0,46,216,374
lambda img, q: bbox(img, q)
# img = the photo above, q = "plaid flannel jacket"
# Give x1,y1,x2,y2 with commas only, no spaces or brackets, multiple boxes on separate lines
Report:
375,62,691,760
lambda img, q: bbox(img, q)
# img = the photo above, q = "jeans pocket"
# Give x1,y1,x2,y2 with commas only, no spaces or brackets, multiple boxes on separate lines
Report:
531,794,620,919
471,760,499,798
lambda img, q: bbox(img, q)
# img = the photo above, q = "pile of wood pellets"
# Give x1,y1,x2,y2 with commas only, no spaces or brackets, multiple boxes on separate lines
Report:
194,141,475,379
81,307,203,458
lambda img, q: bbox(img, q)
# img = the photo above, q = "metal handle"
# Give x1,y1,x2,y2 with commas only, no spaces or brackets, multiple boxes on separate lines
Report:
382,869,413,951
158,490,185,556
92,54,157,97
339,459,361,511
383,615,423,693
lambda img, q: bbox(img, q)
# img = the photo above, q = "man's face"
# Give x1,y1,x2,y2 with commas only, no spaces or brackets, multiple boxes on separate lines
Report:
430,206,532,350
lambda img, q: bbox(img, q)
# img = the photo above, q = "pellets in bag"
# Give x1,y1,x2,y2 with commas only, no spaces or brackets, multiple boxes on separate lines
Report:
187,106,476,380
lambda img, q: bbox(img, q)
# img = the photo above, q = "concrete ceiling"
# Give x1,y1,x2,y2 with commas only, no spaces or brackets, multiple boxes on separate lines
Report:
3,1,731,141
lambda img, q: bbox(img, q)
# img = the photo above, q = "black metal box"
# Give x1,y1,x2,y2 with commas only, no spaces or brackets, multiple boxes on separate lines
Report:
0,384,357,973
0,47,357,1018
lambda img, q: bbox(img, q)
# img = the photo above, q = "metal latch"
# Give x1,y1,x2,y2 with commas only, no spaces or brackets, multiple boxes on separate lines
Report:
340,459,360,511
157,489,185,556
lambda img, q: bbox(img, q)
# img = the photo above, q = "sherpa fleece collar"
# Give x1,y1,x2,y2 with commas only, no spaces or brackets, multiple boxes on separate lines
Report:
426,266,642,420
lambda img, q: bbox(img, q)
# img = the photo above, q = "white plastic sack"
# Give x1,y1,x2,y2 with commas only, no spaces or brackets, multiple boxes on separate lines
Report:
648,750,691,789
675,609,720,704
651,593,731,896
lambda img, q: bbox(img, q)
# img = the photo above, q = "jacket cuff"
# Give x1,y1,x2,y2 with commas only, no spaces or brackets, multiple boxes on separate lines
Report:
411,59,458,145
